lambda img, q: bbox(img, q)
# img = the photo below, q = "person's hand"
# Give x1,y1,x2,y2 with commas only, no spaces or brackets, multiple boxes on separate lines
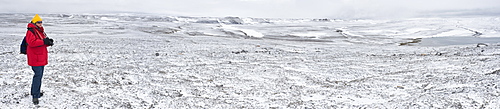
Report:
43,38,54,46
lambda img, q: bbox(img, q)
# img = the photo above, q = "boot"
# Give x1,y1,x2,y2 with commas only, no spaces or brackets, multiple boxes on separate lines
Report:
32,98,39,105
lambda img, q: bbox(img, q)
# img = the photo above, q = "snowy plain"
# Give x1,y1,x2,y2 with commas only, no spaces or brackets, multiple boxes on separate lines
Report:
0,13,499,108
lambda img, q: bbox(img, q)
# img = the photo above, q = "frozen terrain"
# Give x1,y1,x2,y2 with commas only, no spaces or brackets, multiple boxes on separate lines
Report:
1,13,499,108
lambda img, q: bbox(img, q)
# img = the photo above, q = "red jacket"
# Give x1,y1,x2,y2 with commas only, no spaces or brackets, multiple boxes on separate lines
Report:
26,23,49,66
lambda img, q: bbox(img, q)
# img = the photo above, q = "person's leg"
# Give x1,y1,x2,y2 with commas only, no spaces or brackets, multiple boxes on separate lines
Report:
31,66,44,98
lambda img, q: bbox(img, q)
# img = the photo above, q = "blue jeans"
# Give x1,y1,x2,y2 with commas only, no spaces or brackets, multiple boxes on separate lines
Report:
31,66,44,98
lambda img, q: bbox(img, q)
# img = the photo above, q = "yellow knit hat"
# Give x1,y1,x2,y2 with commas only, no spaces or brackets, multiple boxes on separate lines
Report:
31,14,42,23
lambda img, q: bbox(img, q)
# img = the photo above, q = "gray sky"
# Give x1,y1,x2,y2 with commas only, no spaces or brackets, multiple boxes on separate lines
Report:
1,0,499,19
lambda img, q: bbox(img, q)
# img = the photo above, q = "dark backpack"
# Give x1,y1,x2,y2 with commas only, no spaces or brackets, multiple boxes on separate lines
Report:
20,28,35,54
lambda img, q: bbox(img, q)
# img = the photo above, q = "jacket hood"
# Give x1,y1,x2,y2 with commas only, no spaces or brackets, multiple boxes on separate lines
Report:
27,23,44,31
27,23,36,28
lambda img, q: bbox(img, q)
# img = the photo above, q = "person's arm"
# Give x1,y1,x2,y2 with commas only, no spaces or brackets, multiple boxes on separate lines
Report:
26,30,46,47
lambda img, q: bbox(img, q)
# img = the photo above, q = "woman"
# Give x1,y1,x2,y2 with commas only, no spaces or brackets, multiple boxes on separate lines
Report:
25,14,53,105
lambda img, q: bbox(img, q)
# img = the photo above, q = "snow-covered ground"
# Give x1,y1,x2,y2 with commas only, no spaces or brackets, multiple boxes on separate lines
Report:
1,13,499,108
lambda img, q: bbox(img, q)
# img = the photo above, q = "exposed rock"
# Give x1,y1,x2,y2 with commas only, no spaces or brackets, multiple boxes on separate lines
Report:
477,43,488,47
195,19,220,24
396,86,405,89
485,69,500,75
313,18,330,22
232,50,249,54
222,17,244,24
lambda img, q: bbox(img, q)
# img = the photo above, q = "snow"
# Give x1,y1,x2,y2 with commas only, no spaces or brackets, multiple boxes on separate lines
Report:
100,17,119,21
290,32,328,38
219,24,264,38
432,29,474,37
0,13,500,108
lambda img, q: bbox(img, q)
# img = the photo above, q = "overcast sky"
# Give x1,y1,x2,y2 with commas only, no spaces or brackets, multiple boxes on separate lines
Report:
1,0,499,19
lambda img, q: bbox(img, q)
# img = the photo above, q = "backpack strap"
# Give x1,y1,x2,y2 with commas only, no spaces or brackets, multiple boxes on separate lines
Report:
27,28,35,35
27,28,42,39
20,28,36,54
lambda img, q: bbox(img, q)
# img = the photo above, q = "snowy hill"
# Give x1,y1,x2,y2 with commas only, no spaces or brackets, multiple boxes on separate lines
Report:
1,13,499,108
